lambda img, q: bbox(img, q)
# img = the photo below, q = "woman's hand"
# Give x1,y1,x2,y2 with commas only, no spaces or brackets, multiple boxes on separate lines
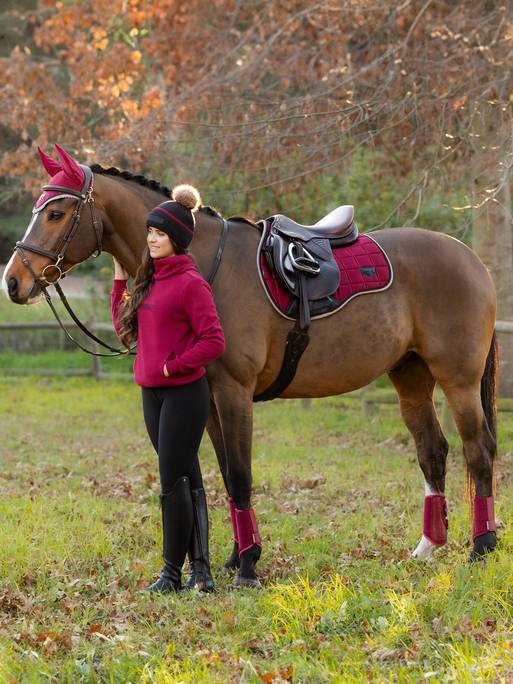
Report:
112,256,130,280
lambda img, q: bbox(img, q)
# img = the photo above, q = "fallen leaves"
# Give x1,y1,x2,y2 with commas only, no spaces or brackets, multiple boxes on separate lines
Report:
456,614,497,642
371,643,420,662
0,588,33,616
258,664,293,683
372,646,403,661
282,474,326,492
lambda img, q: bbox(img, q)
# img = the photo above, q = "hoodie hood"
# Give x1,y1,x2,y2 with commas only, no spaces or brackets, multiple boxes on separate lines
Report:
152,254,198,281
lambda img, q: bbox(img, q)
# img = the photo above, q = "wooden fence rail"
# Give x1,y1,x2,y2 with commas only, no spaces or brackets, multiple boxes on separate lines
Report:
0,319,126,379
1,321,513,402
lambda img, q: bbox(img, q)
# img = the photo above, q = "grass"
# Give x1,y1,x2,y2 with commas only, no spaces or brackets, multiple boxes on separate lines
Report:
0,376,511,683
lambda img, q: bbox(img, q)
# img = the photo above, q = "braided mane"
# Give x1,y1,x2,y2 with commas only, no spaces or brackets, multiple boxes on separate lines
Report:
90,164,221,217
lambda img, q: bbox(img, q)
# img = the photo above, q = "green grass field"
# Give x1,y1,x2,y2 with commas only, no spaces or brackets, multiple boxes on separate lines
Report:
0,376,511,683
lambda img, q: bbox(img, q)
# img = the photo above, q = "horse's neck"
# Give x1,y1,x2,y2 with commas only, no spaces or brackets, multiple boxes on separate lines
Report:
192,212,260,282
96,174,168,276
97,171,259,279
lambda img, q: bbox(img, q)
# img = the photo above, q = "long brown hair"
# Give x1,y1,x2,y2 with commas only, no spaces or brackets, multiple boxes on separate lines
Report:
118,239,188,347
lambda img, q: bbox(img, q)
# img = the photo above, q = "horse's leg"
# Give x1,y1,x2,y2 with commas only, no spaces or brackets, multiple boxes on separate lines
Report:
388,354,449,560
205,396,240,572
212,376,262,588
437,381,497,561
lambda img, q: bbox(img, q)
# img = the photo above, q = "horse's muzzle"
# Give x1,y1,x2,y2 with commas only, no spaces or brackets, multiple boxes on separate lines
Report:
6,275,42,304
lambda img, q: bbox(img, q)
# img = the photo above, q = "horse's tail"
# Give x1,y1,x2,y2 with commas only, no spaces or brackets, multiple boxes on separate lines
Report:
481,330,498,445
466,330,498,500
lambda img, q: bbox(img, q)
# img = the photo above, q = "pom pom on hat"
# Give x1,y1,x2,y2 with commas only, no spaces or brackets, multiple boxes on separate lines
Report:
172,184,202,212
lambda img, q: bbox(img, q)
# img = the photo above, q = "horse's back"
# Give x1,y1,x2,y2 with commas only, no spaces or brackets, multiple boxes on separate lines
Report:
370,227,496,370
371,227,495,307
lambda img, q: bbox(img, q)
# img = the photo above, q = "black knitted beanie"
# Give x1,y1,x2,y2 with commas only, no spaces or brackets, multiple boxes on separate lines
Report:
146,184,202,249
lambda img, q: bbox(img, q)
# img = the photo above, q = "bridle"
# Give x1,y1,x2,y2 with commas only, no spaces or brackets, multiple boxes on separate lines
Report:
16,165,103,287
11,166,230,357
12,164,129,357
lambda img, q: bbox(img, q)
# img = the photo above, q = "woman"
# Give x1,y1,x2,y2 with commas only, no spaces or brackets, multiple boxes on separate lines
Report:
111,184,226,593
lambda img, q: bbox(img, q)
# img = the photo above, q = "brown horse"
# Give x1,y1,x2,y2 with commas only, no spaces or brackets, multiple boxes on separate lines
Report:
2,147,498,587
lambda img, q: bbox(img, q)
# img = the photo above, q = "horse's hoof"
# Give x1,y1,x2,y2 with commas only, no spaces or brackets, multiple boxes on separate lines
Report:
232,574,262,589
411,535,441,561
469,531,497,563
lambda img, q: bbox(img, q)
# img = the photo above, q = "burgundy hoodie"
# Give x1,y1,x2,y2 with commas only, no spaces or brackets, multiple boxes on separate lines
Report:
111,254,225,387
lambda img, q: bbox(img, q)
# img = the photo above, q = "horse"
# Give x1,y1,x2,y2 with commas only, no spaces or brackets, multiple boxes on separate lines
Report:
2,144,498,587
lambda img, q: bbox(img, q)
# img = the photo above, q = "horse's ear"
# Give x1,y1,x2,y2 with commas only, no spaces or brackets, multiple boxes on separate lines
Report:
54,143,84,186
37,146,61,176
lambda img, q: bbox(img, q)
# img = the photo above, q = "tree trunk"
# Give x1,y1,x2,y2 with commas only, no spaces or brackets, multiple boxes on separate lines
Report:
472,100,513,397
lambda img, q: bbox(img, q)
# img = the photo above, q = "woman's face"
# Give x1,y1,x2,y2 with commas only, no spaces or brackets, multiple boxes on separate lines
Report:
147,226,176,259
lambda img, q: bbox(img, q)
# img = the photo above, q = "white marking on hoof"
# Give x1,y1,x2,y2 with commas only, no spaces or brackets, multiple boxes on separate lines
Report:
411,535,440,560
424,481,438,496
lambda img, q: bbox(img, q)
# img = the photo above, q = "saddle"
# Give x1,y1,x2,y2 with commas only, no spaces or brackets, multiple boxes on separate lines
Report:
261,205,358,329
254,205,358,402
272,204,356,241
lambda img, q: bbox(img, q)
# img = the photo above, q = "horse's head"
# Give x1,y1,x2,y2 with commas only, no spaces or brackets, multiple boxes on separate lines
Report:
2,144,103,304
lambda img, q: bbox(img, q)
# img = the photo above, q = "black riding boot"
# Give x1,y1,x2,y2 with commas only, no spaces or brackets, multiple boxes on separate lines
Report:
145,476,193,594
184,488,215,593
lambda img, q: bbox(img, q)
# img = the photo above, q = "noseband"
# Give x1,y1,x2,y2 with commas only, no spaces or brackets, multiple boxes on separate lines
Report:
15,165,103,287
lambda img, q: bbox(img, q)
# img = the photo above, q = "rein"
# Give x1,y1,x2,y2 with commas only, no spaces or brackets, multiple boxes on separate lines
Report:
13,171,230,357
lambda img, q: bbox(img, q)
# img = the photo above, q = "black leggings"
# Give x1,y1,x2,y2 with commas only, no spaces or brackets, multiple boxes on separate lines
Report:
141,375,210,492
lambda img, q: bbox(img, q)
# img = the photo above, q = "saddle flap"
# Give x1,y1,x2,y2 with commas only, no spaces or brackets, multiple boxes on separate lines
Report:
270,232,340,300
271,234,296,293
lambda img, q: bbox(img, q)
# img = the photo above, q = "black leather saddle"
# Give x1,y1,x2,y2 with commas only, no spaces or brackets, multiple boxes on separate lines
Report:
272,205,356,241
254,205,358,402
261,205,358,325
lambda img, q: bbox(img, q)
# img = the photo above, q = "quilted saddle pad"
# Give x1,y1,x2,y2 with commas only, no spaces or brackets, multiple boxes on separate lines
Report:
256,226,394,321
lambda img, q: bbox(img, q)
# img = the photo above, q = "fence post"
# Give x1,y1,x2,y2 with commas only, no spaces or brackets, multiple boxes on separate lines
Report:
361,380,376,417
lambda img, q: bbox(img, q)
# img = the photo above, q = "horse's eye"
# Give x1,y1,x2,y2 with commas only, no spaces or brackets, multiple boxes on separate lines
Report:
48,211,64,221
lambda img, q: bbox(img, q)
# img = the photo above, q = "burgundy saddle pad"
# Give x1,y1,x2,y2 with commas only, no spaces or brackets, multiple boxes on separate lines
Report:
257,229,393,320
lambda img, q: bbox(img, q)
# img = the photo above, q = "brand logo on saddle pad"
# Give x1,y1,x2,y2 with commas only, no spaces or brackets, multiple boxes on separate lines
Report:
360,266,376,277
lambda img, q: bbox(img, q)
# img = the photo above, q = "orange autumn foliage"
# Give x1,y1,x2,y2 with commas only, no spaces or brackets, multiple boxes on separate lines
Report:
0,1,512,205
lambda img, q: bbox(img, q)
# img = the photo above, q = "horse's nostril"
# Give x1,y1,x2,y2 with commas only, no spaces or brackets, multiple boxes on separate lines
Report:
7,277,18,297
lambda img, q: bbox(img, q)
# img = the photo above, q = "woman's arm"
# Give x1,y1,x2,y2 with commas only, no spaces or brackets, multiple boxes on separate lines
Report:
111,257,130,338
164,278,226,376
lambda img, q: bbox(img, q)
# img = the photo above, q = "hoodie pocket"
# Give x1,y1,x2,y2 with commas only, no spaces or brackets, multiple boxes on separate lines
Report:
162,352,184,377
